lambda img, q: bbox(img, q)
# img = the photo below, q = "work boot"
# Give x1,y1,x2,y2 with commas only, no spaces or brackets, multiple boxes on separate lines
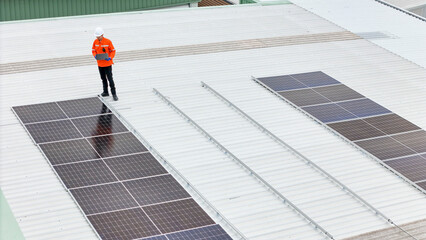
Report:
100,92,109,97
113,95,119,101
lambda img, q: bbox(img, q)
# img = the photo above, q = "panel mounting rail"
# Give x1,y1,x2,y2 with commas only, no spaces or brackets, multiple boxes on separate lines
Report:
154,88,334,240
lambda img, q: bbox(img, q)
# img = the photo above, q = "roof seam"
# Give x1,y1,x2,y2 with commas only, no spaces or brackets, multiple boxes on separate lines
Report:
0,31,360,75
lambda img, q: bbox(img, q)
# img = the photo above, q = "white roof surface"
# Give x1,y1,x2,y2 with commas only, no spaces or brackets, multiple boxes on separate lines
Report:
1,3,426,240
289,0,426,68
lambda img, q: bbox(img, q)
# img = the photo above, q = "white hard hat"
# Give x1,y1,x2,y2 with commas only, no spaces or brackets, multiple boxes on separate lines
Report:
94,27,104,37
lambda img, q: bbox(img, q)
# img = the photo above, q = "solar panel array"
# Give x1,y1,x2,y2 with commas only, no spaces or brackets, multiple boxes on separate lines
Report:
256,71,426,191
13,97,232,240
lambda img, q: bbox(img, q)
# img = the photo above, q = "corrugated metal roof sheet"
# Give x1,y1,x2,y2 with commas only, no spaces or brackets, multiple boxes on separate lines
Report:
1,3,426,240
289,0,426,68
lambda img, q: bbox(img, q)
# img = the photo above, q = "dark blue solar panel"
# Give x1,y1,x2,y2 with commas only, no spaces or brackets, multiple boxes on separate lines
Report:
257,75,308,91
14,98,233,240
167,225,232,240
302,103,357,123
291,71,340,87
337,99,391,118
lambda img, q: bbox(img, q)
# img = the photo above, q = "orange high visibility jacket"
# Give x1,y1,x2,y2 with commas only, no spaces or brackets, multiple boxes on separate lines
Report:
92,37,116,67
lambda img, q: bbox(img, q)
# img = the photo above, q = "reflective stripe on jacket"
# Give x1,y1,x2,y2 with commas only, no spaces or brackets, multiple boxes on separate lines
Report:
92,37,116,67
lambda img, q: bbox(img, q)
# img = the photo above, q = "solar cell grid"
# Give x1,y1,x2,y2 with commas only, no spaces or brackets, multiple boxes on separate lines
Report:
391,131,426,154
88,132,148,158
104,153,168,180
278,88,330,107
40,139,100,165
356,135,416,160
313,84,364,102
139,235,168,240
302,103,357,123
337,99,391,118
124,174,191,206
71,114,128,137
257,75,307,91
364,114,421,135
291,71,340,87
71,183,139,215
385,155,426,182
25,120,83,143
328,119,386,141
167,224,232,240
57,97,107,118
143,199,215,234
54,160,117,188
88,208,161,240
12,102,67,124
417,181,426,190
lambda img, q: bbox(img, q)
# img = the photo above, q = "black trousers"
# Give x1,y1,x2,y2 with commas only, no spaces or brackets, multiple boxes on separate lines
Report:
98,66,116,95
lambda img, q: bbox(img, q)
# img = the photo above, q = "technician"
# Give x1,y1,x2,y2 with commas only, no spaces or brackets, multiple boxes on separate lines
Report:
92,27,118,101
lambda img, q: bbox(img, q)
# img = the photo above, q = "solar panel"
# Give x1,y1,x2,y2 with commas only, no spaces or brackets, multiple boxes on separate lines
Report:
391,131,426,154
363,114,420,135
254,71,426,191
25,120,83,143
54,160,117,188
12,102,67,124
140,235,168,240
418,181,426,189
88,208,161,240
104,153,167,180
355,136,416,160
71,114,128,137
140,225,232,240
13,97,232,239
257,75,307,91
143,199,216,233
290,71,340,87
57,97,107,118
88,132,148,158
167,224,232,240
124,174,191,206
385,154,426,182
40,139,100,165
302,103,358,123
328,118,386,141
337,99,391,118
71,183,139,215
313,84,364,102
278,88,330,107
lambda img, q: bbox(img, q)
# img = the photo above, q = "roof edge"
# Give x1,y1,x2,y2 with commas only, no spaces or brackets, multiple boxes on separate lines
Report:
0,188,25,240
0,1,259,25
374,0,426,22
251,0,292,6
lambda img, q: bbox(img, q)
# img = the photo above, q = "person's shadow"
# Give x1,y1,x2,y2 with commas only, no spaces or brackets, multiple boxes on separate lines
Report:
92,104,114,157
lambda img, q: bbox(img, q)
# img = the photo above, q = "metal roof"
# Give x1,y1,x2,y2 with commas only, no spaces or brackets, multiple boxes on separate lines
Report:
1,3,426,240
289,0,426,68
384,0,426,9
